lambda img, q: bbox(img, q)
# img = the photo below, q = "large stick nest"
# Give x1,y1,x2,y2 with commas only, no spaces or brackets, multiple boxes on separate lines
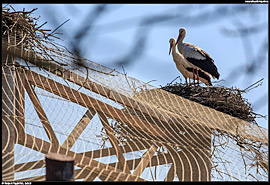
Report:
160,80,265,125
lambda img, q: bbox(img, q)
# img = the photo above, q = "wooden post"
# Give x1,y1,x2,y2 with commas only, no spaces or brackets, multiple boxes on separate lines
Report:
45,153,74,181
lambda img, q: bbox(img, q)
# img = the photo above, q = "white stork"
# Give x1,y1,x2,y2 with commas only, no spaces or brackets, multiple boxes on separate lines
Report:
176,28,220,84
169,38,212,86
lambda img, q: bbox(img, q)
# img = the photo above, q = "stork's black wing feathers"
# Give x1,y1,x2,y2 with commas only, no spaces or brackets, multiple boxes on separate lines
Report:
186,52,220,79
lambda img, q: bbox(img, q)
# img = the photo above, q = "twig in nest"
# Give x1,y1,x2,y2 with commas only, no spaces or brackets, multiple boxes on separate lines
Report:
36,21,48,30
168,76,181,86
46,19,70,39
9,5,37,14
212,79,225,84
242,78,264,93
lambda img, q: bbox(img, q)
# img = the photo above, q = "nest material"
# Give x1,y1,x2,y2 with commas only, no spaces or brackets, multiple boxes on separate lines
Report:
2,6,71,68
2,7,50,46
160,82,262,124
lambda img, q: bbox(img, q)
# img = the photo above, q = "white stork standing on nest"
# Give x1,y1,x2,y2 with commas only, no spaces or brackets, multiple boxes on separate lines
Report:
169,38,212,86
176,28,220,85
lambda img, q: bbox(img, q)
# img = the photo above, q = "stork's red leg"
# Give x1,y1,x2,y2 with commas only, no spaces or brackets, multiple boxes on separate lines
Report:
192,68,195,86
196,69,199,85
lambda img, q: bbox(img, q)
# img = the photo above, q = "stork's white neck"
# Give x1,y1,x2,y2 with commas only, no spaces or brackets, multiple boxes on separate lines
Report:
172,43,184,63
177,36,185,54
178,34,185,44
171,44,178,56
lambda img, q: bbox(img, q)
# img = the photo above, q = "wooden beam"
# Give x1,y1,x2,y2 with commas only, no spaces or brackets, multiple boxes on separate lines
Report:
132,145,158,177
16,142,200,181
17,134,117,173
5,46,268,144
80,165,146,181
6,46,170,125
2,62,15,181
24,77,59,148
83,150,176,176
16,136,210,176
15,159,45,173
83,171,99,181
23,69,168,140
97,111,131,174
62,108,96,150
82,132,209,159
164,163,176,181
17,175,45,181
3,47,214,146
83,140,151,159
18,134,145,181
15,128,211,180
164,143,211,181
14,139,152,173
14,68,25,142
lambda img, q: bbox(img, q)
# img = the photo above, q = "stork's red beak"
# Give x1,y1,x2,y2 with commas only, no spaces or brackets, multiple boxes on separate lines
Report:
176,34,181,45
169,43,173,55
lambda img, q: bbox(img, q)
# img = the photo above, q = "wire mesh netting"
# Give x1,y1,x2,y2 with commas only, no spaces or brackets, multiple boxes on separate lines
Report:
2,7,268,181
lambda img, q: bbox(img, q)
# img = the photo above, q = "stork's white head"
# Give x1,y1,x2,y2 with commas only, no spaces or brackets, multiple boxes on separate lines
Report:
179,28,186,35
176,28,186,45
169,38,176,55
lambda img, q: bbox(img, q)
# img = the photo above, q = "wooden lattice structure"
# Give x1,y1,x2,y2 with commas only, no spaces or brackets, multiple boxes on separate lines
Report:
2,8,268,181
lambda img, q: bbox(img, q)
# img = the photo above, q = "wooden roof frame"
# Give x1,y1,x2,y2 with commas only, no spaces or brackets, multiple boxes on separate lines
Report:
2,44,267,181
